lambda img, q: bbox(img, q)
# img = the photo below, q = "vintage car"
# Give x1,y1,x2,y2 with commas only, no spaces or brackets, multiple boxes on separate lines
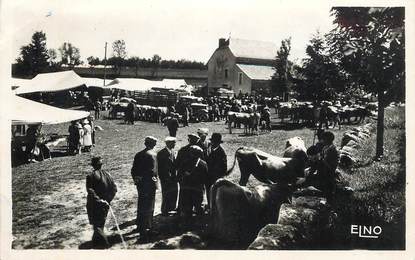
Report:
190,102,209,122
109,97,137,119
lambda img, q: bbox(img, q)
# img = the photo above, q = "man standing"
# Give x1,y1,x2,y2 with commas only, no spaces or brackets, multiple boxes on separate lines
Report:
86,156,117,248
177,145,207,218
166,114,179,137
205,133,227,208
94,100,102,120
197,128,210,160
131,136,159,241
157,137,178,216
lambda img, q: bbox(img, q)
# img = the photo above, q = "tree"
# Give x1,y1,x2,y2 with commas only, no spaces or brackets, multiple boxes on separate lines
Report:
59,42,81,67
15,31,50,76
151,54,162,76
48,48,58,66
271,37,292,97
297,32,346,101
329,7,405,158
112,40,127,59
87,56,101,66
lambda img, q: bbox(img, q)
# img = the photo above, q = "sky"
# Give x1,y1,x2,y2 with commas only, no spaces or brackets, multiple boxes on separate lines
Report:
8,0,336,64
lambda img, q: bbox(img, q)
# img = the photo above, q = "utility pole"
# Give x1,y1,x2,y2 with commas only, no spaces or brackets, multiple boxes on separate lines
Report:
103,42,108,86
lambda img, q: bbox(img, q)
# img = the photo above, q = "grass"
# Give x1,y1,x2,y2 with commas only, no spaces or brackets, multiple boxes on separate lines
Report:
330,106,405,249
11,109,401,249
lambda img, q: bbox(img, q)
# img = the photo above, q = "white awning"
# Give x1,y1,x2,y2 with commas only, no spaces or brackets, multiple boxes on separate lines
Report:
11,95,90,125
14,70,87,94
105,78,163,92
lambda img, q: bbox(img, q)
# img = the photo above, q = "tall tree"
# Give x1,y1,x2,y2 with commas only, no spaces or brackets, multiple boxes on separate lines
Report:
329,7,405,158
297,32,345,101
271,37,292,97
112,40,127,74
59,42,81,67
15,31,50,76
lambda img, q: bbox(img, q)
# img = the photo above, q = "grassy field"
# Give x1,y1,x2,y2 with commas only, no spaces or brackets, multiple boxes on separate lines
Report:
11,108,403,249
330,106,405,249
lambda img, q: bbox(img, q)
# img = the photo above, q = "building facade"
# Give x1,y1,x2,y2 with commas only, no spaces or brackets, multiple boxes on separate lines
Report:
207,38,277,95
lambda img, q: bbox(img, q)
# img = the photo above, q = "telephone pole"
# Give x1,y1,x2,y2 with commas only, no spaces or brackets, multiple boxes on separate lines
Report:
103,42,108,86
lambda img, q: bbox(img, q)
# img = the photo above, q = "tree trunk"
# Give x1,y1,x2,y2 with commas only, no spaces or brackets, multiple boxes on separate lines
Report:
376,89,385,158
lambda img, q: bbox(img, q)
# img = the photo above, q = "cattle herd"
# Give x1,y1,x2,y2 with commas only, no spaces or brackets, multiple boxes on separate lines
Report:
105,95,378,136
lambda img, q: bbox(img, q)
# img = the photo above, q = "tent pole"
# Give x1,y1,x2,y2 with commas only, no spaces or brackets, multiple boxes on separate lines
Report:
103,42,107,87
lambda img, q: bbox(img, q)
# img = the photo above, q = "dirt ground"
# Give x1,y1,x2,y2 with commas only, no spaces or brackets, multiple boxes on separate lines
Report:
12,111,353,249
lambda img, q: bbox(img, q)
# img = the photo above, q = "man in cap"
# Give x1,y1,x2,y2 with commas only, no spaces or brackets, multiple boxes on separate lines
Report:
197,128,210,159
86,156,117,248
166,114,180,137
175,134,200,215
205,133,227,208
177,145,207,218
157,136,178,216
131,136,159,241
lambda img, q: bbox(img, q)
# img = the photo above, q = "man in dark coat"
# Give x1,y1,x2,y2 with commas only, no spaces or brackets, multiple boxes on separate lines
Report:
205,133,227,208
126,102,135,125
131,136,159,241
86,156,117,248
157,136,178,216
166,114,179,137
177,145,207,218
197,128,210,160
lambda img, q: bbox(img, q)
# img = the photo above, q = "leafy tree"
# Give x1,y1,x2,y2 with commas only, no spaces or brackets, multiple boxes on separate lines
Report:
48,48,58,66
271,37,292,97
297,32,346,101
329,7,405,158
112,40,127,59
87,56,101,66
59,42,81,67
15,31,50,76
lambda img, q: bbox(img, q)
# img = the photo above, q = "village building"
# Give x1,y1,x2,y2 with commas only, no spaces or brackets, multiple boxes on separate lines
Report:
207,38,277,96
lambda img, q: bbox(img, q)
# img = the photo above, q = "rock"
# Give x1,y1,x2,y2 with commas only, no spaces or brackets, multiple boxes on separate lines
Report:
151,232,206,250
292,196,328,211
248,224,301,249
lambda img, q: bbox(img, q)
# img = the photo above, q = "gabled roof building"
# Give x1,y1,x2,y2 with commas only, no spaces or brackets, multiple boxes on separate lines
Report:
207,38,277,95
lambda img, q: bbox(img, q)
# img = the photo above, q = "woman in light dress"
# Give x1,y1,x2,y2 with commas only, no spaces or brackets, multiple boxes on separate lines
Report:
82,119,93,152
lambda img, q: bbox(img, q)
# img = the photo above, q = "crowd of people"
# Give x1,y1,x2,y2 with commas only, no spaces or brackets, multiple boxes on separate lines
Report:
86,127,228,247
85,127,342,248
68,115,96,155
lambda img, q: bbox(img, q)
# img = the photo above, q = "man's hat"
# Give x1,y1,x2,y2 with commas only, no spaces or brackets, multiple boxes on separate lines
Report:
165,136,176,142
197,128,209,135
210,133,223,144
188,133,200,141
91,156,103,166
145,136,158,144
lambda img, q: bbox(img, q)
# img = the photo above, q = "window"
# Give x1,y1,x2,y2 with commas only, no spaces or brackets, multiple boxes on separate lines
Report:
238,73,243,85
224,69,228,79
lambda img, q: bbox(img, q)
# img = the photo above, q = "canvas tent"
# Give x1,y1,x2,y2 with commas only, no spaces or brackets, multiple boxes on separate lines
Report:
11,95,90,125
14,70,87,94
105,78,164,92
12,78,31,90
160,79,193,92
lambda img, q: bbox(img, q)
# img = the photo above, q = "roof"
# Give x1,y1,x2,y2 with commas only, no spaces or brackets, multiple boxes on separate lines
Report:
236,64,275,80
81,77,107,87
11,78,31,88
14,71,86,94
12,95,90,125
229,38,278,60
106,78,193,92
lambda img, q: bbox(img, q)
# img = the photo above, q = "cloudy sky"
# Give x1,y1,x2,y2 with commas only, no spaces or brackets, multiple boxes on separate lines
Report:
8,0,336,64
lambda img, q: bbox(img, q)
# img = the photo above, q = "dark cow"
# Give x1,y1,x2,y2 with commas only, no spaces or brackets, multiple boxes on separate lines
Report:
227,112,260,135
227,146,308,186
209,178,293,246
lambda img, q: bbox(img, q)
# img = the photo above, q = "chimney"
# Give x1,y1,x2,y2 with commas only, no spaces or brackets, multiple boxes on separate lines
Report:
219,38,228,48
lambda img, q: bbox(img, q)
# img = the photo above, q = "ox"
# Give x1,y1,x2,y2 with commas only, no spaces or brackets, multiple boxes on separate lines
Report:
209,178,292,246
227,145,308,186
227,112,260,135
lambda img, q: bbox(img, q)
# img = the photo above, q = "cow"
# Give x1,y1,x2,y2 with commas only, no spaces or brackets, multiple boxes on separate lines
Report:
227,146,308,186
209,178,293,246
227,112,260,135
283,136,307,158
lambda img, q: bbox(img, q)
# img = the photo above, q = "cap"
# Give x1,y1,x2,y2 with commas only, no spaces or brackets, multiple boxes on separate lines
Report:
145,136,158,144
165,136,176,142
188,133,200,141
91,156,103,166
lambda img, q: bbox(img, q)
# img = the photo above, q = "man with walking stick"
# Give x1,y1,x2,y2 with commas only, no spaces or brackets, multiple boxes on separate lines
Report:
86,156,118,249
